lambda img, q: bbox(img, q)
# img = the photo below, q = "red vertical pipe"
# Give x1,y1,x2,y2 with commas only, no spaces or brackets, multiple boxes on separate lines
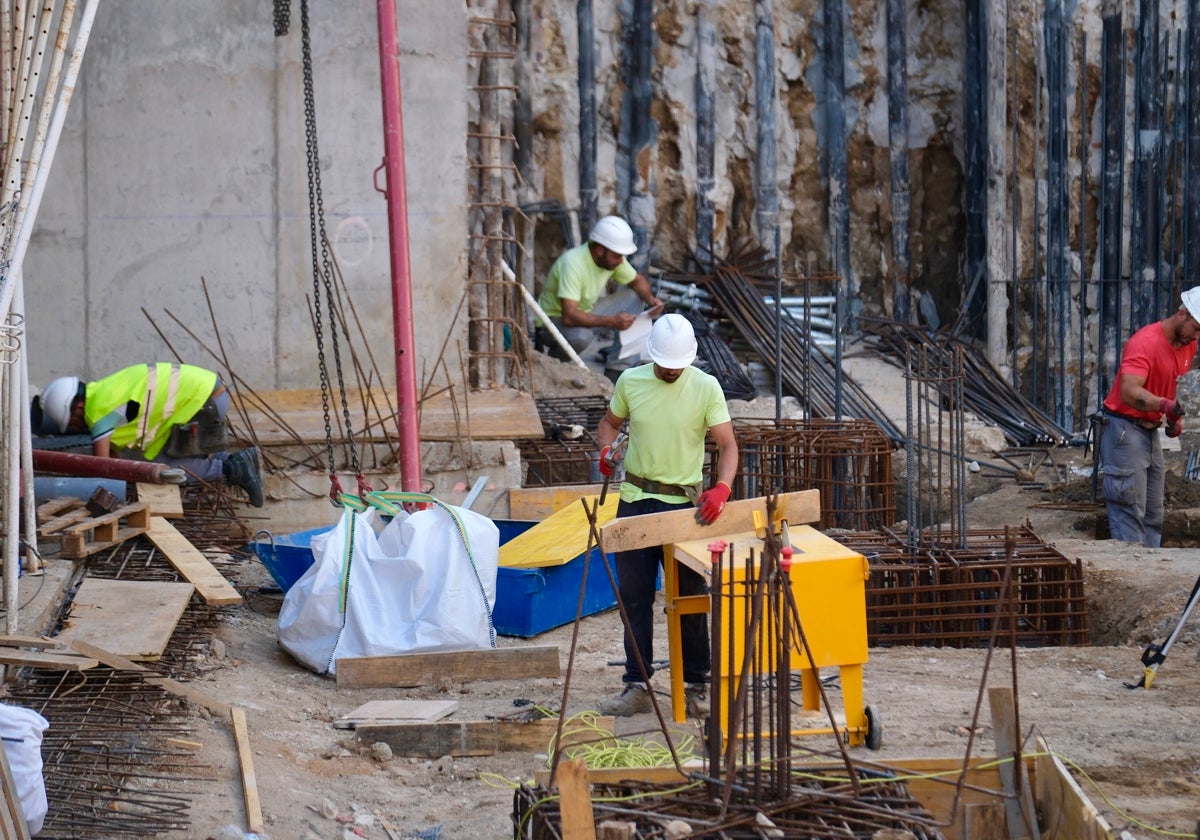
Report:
376,0,422,492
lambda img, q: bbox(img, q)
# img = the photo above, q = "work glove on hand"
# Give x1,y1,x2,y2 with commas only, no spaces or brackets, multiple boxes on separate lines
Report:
1167,417,1184,438
1159,398,1184,423
694,482,732,525
598,445,621,478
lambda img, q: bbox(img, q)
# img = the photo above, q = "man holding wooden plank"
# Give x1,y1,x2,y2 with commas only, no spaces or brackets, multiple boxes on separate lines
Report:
594,314,739,718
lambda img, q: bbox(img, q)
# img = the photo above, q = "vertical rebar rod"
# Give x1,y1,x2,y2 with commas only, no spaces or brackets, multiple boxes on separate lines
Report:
577,0,597,236
1098,6,1125,398
1185,0,1200,287
695,7,716,269
1044,0,1069,428
823,0,850,411
754,0,779,255
886,0,911,324
1132,0,1161,327
963,0,987,338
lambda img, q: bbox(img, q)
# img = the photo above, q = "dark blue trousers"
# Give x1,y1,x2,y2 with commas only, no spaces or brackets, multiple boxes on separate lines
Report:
614,496,711,686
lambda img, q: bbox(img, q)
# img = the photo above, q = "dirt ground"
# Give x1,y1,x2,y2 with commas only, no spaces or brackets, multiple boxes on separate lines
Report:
44,351,1200,840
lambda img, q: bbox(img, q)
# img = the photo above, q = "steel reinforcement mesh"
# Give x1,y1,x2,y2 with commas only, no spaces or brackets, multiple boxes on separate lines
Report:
833,526,1090,647
712,419,895,530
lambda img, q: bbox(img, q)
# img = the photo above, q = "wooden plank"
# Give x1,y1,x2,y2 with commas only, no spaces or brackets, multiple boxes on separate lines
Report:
35,497,81,520
136,483,184,518
966,803,1008,840
70,639,232,717
55,579,195,661
234,386,544,443
499,496,618,569
355,716,614,758
230,707,265,835
0,649,97,671
166,737,204,752
334,699,459,729
336,645,560,689
1034,736,1116,840
557,758,597,840
989,687,1041,840
0,635,66,650
598,489,821,554
36,506,92,535
61,502,149,534
0,741,31,840
146,516,243,606
508,484,606,520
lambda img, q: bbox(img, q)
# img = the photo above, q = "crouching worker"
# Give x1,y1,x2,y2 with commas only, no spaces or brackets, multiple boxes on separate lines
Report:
34,362,264,507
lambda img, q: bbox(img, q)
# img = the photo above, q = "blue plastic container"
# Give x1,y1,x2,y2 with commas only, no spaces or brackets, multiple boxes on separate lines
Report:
249,518,622,638
491,520,619,638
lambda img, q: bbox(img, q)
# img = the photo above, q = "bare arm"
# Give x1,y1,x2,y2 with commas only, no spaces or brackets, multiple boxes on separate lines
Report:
1118,373,1169,414
628,274,664,316
92,436,111,458
560,298,637,330
597,409,625,450
709,421,738,487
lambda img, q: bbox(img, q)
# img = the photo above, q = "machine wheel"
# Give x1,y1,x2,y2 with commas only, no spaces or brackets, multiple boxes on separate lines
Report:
864,705,883,750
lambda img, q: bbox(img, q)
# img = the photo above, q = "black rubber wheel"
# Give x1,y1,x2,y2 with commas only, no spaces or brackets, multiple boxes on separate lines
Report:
864,704,883,750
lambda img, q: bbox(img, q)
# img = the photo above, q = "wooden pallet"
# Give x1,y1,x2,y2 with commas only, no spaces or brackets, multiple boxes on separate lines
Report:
36,497,151,559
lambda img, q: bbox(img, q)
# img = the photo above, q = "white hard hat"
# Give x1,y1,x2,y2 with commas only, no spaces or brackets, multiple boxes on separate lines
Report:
588,215,637,256
40,376,82,434
647,313,697,369
1183,286,1200,323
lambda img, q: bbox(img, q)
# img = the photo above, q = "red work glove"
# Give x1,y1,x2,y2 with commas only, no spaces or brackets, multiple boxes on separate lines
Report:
694,482,732,525
1159,398,1184,423
598,445,621,478
1167,417,1183,438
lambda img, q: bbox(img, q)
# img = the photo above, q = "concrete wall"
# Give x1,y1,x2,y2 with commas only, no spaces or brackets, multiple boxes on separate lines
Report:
25,2,468,395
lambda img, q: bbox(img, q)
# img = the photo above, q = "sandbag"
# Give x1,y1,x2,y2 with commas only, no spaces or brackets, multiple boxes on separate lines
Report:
0,703,49,834
277,499,499,675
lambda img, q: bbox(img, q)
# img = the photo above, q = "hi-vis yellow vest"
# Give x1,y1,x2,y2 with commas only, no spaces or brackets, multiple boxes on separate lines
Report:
84,363,218,459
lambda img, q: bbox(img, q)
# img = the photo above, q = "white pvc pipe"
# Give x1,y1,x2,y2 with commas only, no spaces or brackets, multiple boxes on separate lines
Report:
500,258,588,370
0,0,99,319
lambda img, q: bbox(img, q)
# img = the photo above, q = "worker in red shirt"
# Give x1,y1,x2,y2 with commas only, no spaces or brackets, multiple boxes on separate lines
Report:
1099,288,1200,546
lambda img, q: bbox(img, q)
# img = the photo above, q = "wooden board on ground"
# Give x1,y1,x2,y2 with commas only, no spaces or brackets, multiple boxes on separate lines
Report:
54,579,194,661
598,489,821,554
508,484,606,520
355,715,614,758
499,495,618,569
146,516,242,606
70,640,232,717
336,645,560,689
36,498,151,559
233,386,543,443
334,700,459,729
230,707,265,835
1035,736,1114,840
0,648,97,671
135,483,184,518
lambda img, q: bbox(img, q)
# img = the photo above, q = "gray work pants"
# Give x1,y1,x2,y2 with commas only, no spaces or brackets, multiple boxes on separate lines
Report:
1099,412,1164,547
536,285,644,361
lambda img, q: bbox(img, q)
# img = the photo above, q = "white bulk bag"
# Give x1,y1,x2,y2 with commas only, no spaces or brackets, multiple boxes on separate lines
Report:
0,703,49,834
277,496,499,675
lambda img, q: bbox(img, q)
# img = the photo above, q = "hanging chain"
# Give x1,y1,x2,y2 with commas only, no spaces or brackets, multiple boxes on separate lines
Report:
272,0,290,37
299,0,367,501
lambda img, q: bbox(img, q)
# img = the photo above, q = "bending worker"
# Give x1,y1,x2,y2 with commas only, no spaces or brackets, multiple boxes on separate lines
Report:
35,362,264,507
1099,288,1200,546
534,215,663,360
593,313,738,718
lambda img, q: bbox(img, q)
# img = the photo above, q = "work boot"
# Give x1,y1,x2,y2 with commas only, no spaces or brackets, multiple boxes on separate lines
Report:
596,683,652,717
685,683,710,719
223,447,264,508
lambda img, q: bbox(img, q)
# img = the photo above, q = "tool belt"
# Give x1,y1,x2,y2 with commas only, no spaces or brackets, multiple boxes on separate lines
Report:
624,470,701,504
163,394,229,457
1102,407,1162,432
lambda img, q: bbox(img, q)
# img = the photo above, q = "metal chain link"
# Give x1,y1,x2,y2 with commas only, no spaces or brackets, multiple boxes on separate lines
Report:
272,0,290,37
298,0,364,496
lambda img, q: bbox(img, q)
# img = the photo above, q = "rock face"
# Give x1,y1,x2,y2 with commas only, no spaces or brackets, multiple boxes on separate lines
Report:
500,0,1006,320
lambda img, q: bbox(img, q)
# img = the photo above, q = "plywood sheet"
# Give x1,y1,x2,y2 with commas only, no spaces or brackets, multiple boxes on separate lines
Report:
55,579,194,661
334,700,459,729
232,386,543,443
135,483,184,518
499,495,618,569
